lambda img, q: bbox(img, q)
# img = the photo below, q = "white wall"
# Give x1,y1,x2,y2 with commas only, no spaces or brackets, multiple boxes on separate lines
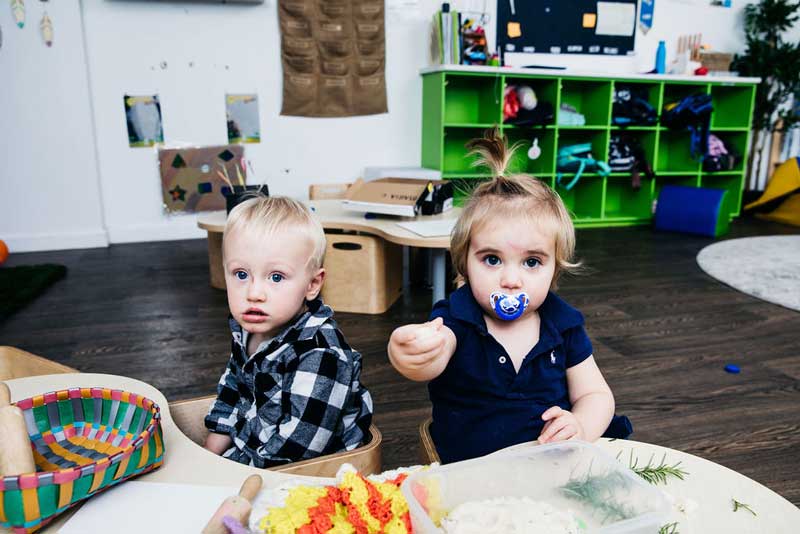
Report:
0,1,108,252
1,0,778,252
80,0,436,245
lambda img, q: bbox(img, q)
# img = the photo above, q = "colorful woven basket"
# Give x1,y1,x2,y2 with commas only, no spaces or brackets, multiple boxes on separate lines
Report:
0,388,164,533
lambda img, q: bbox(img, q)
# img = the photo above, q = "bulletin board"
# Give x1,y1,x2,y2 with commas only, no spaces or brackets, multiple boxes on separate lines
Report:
496,0,637,58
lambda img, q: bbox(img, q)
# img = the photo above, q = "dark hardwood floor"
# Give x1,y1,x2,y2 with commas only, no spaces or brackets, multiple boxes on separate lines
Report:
1,216,798,505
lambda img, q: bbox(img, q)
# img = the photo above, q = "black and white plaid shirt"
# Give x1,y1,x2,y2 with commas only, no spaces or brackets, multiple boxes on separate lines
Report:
204,298,373,468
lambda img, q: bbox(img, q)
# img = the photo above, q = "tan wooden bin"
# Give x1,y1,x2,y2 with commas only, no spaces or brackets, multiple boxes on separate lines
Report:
169,395,382,477
321,233,402,314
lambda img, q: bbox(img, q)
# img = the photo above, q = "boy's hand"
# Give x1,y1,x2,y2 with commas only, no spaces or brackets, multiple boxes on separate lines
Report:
537,406,585,444
388,317,446,371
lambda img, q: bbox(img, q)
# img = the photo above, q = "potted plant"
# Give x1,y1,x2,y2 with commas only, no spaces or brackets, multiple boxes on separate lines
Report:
731,0,800,190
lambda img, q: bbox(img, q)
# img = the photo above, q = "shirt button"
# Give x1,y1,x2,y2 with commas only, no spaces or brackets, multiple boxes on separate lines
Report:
498,355,507,364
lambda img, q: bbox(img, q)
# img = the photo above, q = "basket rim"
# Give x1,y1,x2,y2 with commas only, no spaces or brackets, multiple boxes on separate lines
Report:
1,387,162,488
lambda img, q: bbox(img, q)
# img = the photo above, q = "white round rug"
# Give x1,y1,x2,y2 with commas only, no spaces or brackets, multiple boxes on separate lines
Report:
696,235,800,312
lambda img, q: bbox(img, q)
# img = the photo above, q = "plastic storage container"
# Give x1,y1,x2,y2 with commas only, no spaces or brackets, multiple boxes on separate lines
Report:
401,441,670,533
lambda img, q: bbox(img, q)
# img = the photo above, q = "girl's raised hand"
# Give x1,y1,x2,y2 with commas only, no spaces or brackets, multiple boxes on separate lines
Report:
389,317,446,368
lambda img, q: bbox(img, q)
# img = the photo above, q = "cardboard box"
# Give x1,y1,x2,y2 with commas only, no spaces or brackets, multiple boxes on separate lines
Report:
363,166,442,182
342,178,454,217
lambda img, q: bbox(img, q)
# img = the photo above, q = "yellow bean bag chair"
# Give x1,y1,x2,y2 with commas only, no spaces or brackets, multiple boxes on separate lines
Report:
744,157,800,227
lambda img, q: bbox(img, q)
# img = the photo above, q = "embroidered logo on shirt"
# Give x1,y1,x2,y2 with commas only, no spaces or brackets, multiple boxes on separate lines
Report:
550,351,556,364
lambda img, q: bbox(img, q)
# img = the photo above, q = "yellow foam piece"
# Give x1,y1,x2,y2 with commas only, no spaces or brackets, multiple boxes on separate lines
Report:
744,157,800,210
755,193,800,227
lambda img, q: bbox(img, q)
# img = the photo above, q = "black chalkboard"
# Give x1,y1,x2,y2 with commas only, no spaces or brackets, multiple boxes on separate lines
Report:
496,0,637,61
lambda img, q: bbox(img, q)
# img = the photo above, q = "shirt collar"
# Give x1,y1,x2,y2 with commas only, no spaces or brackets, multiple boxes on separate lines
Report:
449,283,585,336
229,297,334,350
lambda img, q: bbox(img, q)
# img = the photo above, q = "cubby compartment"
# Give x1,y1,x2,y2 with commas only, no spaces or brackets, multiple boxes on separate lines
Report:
608,131,657,173
656,130,701,173
444,74,501,125
505,128,556,176
604,176,654,220
442,127,488,174
611,81,661,127
503,77,559,126
662,83,709,109
701,173,745,216
558,176,603,220
711,85,755,129
559,80,612,126
557,130,609,163
706,131,748,172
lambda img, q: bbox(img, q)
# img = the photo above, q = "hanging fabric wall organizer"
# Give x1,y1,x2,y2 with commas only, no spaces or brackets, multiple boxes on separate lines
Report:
278,0,387,117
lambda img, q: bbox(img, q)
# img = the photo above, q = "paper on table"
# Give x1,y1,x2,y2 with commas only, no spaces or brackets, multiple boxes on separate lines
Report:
60,481,238,534
396,219,456,237
596,2,636,36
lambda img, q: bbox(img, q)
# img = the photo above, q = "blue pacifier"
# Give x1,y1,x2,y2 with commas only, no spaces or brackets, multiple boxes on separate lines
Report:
490,292,530,321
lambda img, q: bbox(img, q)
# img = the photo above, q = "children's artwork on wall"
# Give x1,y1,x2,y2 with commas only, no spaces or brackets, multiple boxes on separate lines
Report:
159,145,245,213
226,94,260,143
40,11,52,47
124,94,164,148
11,0,25,28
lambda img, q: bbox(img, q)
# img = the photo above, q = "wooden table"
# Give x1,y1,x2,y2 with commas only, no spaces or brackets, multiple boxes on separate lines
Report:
5,374,797,533
197,200,461,303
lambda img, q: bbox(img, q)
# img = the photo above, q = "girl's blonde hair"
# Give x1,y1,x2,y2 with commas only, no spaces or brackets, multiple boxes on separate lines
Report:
223,194,327,271
450,127,580,288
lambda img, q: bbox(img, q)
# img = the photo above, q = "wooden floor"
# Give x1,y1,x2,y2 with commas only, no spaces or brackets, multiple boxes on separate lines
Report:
1,217,798,505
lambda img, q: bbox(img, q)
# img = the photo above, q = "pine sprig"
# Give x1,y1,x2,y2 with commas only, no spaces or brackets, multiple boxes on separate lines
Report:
560,469,635,524
732,498,757,516
621,451,689,485
659,522,679,534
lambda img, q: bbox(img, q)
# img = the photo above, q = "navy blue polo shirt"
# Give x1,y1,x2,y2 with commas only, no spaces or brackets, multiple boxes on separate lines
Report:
428,283,593,464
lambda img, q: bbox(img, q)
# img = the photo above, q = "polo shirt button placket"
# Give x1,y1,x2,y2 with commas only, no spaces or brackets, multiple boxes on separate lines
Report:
498,355,507,364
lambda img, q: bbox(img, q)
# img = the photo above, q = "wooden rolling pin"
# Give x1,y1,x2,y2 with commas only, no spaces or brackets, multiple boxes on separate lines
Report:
0,381,37,476
202,474,263,534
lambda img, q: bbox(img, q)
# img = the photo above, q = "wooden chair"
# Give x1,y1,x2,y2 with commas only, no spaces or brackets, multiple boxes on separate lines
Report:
308,182,353,200
0,346,77,381
418,416,440,464
168,394,383,477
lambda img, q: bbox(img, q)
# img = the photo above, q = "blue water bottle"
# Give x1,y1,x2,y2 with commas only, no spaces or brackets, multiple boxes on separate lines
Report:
655,40,666,74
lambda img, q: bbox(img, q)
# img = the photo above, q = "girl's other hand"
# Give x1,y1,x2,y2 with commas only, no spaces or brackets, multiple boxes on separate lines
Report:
537,406,585,444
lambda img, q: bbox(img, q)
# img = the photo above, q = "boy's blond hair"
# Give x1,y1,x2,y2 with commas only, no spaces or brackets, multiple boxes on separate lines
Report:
450,128,580,289
223,194,327,271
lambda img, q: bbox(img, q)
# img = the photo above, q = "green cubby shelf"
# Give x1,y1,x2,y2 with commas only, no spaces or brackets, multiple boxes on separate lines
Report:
701,173,745,217
421,67,758,226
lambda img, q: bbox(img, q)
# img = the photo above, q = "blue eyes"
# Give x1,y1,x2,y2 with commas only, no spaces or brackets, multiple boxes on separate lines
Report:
482,255,541,268
232,271,284,282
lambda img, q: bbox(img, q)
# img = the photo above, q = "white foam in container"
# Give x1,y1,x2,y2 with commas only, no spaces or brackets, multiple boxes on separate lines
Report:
400,441,670,533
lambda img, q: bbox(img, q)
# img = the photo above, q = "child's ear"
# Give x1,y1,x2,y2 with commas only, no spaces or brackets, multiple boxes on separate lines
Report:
305,268,326,300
